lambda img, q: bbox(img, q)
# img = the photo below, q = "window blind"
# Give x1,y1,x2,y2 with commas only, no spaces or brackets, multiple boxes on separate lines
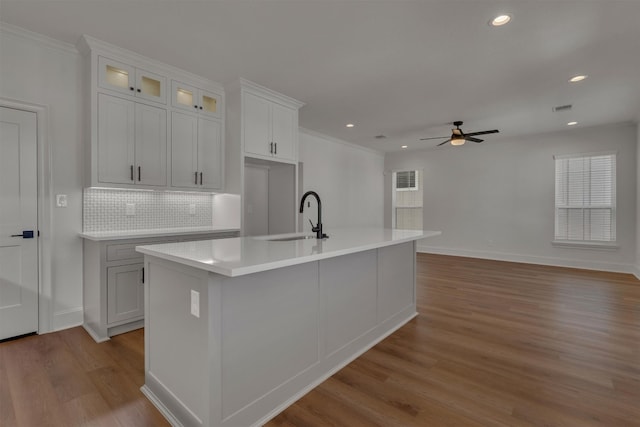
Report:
554,153,616,242
396,170,418,190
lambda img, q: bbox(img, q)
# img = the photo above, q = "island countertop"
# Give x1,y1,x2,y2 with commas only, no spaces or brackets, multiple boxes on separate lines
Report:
136,228,440,277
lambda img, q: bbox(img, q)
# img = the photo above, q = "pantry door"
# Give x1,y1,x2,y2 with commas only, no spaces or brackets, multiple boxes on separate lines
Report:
0,107,38,340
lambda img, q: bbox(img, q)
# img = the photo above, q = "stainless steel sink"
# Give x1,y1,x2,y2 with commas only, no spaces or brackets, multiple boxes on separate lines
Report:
263,235,316,242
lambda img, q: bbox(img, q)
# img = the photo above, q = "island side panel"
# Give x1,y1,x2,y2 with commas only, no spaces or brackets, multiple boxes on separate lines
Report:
321,249,378,357
377,241,417,323
144,256,211,427
219,262,320,421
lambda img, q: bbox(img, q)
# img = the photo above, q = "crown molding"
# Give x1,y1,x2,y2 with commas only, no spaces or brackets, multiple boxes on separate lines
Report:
299,127,384,157
0,22,78,55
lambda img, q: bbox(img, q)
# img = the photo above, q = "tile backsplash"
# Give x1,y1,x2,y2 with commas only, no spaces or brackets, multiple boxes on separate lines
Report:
83,188,214,232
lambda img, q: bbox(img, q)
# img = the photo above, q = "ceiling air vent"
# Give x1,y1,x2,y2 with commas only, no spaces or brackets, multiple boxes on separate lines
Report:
375,134,387,139
553,104,572,112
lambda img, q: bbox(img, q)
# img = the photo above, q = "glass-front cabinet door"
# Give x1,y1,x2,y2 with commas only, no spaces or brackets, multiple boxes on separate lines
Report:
172,80,199,113
99,56,135,96
135,68,166,104
199,89,221,118
98,56,166,104
172,80,222,118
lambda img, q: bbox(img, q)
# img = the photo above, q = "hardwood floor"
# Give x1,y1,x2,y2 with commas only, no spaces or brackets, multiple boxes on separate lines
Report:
2,254,639,426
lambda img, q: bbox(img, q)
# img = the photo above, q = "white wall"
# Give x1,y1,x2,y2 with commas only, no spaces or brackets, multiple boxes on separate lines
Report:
386,122,637,273
0,25,84,329
299,129,384,232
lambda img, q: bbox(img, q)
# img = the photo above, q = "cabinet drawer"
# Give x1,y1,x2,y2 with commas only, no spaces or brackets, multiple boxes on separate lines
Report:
106,239,176,262
106,241,152,261
107,242,144,261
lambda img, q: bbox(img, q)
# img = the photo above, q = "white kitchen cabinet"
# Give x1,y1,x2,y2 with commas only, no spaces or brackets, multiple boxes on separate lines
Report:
97,93,167,186
82,231,239,343
98,56,167,104
171,111,223,190
78,35,225,190
243,91,297,162
172,80,223,119
226,79,304,235
270,101,296,160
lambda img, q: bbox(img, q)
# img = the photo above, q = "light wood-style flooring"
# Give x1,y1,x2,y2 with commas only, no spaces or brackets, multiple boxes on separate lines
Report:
1,254,639,426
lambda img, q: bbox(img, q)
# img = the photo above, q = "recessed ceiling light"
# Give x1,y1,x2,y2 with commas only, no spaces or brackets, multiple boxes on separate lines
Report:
567,121,578,126
569,75,587,83
491,14,512,26
346,123,354,128
401,145,408,149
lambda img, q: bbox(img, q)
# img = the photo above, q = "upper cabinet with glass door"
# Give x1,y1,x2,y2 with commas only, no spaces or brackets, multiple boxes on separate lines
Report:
172,80,223,118
98,56,167,105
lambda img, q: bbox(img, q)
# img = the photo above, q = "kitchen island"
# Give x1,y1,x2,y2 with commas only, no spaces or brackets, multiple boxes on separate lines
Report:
136,228,440,427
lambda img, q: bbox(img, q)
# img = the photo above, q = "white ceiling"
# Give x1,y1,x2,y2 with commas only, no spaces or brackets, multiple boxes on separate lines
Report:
2,0,639,152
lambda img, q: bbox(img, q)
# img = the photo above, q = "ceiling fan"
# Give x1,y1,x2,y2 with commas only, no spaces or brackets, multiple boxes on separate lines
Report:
420,121,499,146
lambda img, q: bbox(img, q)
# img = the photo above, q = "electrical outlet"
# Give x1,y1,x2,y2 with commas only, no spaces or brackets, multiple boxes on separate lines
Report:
125,203,136,216
56,194,68,208
190,290,200,318
189,204,196,215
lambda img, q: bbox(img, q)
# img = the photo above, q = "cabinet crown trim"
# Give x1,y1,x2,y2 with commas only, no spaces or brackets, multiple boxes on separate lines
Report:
236,78,305,109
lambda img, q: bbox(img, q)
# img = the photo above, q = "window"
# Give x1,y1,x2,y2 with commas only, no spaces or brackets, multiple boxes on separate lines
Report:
554,153,616,243
396,170,418,191
392,170,423,230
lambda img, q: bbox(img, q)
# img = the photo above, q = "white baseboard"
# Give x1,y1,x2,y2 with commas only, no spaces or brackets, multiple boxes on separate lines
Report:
52,307,83,332
417,245,636,275
634,265,640,281
141,385,184,427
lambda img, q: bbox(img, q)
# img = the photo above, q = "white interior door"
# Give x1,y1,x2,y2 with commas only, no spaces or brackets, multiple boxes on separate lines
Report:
0,107,38,340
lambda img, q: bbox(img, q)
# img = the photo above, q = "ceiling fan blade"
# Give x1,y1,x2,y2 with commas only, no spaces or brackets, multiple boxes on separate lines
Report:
464,129,499,137
437,139,451,146
419,136,449,141
466,137,483,143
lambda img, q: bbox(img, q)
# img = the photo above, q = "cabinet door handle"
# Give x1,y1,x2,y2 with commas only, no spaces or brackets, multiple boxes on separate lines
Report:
269,142,273,154
200,172,203,185
138,166,141,181
130,165,134,181
274,142,277,155
195,171,198,184
194,105,198,109
137,88,141,93
129,86,134,91
142,267,145,284
199,106,203,110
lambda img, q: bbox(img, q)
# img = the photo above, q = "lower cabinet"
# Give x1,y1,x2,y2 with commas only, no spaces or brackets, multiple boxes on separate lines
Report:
82,231,238,342
107,263,145,324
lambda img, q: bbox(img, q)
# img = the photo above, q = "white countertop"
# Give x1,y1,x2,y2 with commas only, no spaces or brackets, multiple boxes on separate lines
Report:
136,228,441,277
79,226,240,241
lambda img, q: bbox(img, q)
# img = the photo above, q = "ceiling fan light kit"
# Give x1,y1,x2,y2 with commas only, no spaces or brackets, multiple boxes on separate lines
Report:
450,135,466,146
419,120,499,147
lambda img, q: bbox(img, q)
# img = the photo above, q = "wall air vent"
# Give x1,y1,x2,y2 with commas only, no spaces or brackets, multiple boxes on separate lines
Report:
553,104,572,112
375,134,387,139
